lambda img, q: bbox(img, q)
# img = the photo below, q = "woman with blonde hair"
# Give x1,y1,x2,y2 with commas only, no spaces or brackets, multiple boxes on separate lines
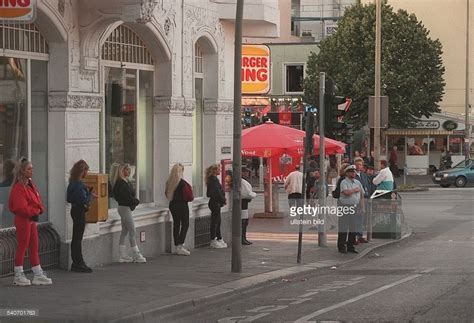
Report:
112,163,145,263
205,164,227,248
67,159,96,273
165,163,194,256
9,158,52,286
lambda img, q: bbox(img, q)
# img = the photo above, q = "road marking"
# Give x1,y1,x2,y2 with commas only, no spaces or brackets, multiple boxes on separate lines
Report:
278,298,312,305
299,291,320,297
294,269,435,323
218,313,270,323
247,305,288,313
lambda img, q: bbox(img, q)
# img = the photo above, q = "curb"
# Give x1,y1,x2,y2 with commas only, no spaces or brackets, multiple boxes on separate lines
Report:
112,228,413,323
396,187,429,192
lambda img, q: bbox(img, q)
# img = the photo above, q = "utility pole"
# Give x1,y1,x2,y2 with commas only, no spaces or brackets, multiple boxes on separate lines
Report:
318,72,327,247
465,0,471,160
374,0,382,169
231,0,244,273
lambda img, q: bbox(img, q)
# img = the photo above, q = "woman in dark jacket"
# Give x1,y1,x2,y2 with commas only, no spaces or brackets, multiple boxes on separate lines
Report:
112,163,146,263
205,164,227,248
165,163,193,256
67,160,95,273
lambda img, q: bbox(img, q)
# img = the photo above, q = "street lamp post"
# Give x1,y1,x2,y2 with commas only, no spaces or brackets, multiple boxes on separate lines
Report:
465,0,471,160
374,0,382,169
231,0,244,273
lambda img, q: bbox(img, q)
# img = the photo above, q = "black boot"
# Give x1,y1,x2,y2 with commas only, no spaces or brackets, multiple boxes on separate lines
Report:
242,219,252,245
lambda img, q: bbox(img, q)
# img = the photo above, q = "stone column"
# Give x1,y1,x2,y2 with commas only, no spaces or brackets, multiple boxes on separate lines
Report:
49,92,102,268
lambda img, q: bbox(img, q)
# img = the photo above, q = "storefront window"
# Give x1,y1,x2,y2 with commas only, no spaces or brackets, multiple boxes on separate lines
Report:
448,137,463,154
31,60,49,223
0,58,48,228
138,70,154,203
193,78,203,196
105,68,154,206
102,25,154,207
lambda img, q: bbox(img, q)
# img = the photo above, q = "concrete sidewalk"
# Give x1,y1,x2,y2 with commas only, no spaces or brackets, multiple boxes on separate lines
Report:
0,237,407,322
0,192,410,322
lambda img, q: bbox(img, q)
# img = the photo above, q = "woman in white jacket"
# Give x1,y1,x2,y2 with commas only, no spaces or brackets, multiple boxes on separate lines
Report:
241,168,257,245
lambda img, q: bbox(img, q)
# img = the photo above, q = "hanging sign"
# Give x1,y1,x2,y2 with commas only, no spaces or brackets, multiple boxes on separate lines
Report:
242,45,270,94
414,120,440,129
442,120,458,131
0,0,36,22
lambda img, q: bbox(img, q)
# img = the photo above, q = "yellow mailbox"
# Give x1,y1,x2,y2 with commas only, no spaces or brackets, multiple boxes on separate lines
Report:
83,174,109,223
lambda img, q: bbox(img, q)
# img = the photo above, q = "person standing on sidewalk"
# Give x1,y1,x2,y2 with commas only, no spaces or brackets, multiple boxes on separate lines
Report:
241,167,257,245
364,151,375,167
389,146,400,177
365,166,377,197
67,160,96,273
112,163,146,263
284,165,303,209
205,164,227,248
337,165,365,254
9,158,52,286
373,160,395,191
165,163,194,256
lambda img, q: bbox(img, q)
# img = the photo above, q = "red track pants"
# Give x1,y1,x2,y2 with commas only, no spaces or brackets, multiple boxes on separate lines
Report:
14,216,40,267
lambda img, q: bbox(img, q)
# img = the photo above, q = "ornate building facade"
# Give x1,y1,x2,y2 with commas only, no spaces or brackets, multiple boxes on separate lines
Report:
0,0,279,274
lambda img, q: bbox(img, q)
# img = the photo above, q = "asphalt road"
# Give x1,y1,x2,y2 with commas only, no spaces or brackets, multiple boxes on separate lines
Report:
157,188,474,323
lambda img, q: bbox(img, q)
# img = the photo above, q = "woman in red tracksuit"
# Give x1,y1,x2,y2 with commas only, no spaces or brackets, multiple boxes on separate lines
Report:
9,158,52,286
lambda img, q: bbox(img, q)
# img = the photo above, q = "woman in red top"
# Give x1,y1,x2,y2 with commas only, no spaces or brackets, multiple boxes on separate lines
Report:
9,158,52,286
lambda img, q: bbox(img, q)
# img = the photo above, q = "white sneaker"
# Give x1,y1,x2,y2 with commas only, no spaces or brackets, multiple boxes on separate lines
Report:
13,272,31,286
176,245,190,256
119,245,133,263
133,252,147,263
217,239,228,248
32,272,52,286
119,255,134,263
210,239,220,248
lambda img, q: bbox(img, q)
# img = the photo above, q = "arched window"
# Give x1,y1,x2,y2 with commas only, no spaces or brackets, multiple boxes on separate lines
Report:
102,24,154,206
0,22,49,228
0,21,49,54
102,24,153,65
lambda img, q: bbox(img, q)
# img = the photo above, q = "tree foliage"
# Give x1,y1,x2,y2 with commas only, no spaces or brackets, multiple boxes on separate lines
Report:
303,1,445,129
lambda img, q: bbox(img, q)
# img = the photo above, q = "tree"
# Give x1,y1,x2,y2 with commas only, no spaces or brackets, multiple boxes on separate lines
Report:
303,1,445,130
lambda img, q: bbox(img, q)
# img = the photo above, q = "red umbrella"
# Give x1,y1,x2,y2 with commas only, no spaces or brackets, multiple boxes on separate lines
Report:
241,121,345,157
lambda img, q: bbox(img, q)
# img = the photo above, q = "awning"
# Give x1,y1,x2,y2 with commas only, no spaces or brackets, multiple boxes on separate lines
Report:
384,129,453,136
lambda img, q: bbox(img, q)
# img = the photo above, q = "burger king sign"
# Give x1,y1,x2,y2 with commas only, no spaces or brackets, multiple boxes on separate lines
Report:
0,0,36,22
242,45,270,94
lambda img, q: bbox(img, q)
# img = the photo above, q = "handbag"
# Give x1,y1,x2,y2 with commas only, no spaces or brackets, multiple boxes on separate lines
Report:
182,181,194,202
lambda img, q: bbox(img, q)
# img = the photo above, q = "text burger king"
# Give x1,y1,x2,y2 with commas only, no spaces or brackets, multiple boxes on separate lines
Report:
242,45,270,94
0,0,36,22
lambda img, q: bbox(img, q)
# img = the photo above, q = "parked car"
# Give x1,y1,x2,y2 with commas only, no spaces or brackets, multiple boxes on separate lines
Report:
432,159,474,187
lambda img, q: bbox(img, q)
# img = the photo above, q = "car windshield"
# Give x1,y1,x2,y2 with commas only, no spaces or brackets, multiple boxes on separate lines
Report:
453,160,473,168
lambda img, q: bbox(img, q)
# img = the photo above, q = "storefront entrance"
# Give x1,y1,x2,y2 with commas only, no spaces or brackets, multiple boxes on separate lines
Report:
0,23,49,229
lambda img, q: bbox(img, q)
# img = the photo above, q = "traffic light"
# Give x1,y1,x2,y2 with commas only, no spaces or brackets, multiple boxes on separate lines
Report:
243,108,252,126
302,104,316,131
323,80,351,142
324,84,347,139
